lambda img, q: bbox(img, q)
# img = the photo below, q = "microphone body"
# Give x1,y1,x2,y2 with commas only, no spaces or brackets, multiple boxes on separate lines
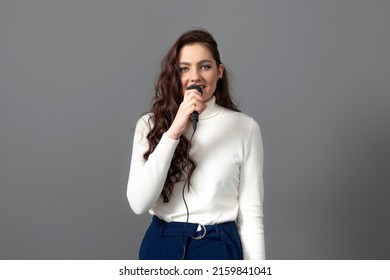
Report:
187,84,203,132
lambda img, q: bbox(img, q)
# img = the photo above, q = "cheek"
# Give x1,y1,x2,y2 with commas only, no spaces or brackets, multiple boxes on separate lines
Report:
207,73,219,86
180,73,190,84
180,76,187,91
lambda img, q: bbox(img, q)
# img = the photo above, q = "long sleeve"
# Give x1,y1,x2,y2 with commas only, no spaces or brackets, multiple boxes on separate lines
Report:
236,118,265,259
127,115,179,214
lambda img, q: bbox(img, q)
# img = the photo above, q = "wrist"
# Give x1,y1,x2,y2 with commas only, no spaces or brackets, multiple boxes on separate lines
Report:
166,128,180,140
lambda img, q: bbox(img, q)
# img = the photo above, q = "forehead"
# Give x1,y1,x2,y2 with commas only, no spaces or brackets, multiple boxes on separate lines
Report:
178,43,214,62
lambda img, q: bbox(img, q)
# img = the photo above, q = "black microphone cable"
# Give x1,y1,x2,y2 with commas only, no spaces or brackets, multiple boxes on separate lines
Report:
180,130,195,260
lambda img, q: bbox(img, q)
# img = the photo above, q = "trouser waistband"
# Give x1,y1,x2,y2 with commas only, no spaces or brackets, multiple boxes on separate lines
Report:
153,215,239,240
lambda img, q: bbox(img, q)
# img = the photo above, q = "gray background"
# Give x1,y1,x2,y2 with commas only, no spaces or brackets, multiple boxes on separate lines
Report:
1,0,389,260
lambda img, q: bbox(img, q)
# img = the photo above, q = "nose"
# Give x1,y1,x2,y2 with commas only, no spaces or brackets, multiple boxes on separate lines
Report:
190,68,201,83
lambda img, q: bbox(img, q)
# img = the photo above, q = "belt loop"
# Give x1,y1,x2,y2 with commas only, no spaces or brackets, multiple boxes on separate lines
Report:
155,216,167,237
215,224,220,240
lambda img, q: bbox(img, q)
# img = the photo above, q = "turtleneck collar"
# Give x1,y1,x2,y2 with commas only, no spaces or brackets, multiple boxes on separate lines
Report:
199,95,223,120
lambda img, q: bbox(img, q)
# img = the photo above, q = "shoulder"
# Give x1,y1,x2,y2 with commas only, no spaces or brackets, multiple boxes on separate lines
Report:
136,113,153,127
221,108,261,132
134,113,154,134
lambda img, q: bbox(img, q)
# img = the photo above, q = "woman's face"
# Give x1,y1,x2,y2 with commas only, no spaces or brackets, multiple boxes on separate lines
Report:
178,43,224,102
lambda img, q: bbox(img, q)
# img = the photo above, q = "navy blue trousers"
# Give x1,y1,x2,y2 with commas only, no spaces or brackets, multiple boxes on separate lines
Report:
139,216,243,260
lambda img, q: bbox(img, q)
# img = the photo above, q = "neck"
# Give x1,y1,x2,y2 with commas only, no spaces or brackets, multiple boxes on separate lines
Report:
203,95,213,103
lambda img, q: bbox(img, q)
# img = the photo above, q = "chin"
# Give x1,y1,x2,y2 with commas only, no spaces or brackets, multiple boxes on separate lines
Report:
203,94,213,102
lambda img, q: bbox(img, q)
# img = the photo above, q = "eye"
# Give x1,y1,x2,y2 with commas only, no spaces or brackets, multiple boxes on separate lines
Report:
200,64,212,70
179,67,189,73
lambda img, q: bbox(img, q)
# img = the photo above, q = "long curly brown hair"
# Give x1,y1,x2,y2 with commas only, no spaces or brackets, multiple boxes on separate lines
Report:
144,28,240,202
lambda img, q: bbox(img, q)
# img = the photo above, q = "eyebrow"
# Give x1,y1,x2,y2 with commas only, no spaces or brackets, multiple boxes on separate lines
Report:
179,59,213,65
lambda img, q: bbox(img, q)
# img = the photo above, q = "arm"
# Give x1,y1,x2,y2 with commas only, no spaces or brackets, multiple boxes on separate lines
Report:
127,89,205,214
127,115,179,214
237,118,266,259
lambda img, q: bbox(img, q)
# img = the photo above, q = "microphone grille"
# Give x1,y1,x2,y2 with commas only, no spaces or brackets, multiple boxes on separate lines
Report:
187,84,203,95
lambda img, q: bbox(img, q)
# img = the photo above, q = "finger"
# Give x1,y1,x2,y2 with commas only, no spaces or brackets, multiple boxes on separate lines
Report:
191,100,206,113
190,91,204,102
184,89,203,99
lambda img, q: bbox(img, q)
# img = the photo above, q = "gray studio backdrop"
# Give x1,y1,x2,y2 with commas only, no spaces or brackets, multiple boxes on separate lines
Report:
1,0,389,260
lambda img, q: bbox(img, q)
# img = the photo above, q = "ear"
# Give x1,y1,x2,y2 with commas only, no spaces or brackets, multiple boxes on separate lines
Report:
218,64,225,79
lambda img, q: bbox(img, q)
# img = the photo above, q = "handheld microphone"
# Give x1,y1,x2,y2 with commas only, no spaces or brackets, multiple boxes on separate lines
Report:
187,84,203,132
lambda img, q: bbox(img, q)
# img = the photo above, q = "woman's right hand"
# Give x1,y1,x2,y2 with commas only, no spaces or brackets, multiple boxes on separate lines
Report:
166,88,206,140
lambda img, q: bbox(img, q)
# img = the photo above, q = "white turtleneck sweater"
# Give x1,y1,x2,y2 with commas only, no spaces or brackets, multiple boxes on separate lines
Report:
127,96,265,259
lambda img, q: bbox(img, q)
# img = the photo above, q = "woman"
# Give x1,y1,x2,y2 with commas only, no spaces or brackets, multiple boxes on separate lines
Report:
127,29,265,260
